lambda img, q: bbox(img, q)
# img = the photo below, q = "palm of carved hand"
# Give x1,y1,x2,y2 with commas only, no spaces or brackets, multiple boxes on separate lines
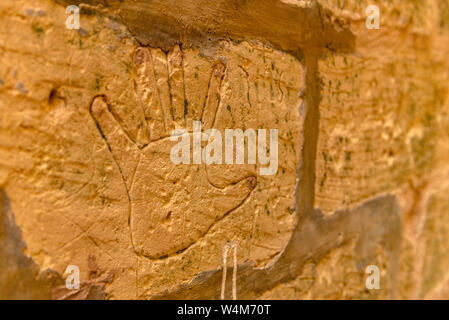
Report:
90,46,255,259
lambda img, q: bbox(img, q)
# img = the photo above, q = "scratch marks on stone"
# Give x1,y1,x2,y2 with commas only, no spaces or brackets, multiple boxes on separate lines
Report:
89,45,257,262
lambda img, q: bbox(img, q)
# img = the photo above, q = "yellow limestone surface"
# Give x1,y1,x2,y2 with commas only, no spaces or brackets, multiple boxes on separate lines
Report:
0,0,304,299
2,0,449,300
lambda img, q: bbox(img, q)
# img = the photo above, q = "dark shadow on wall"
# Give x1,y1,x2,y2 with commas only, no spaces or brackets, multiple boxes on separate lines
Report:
0,190,63,299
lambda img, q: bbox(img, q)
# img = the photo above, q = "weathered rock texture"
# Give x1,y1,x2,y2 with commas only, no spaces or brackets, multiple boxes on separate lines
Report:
0,0,448,299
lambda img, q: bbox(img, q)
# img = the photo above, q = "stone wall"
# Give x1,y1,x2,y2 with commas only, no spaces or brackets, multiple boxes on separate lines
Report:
0,0,448,299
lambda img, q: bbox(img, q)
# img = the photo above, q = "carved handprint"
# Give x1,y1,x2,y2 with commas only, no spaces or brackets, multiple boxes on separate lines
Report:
90,46,256,259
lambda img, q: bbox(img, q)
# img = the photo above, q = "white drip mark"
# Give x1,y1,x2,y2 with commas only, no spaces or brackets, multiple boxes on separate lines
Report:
221,245,229,300
221,243,238,300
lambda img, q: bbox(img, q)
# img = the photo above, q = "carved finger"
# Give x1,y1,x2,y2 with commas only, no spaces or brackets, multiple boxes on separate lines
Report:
151,48,175,134
183,50,214,131
168,45,186,127
202,63,226,130
133,47,166,141
90,95,140,188
203,175,257,219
